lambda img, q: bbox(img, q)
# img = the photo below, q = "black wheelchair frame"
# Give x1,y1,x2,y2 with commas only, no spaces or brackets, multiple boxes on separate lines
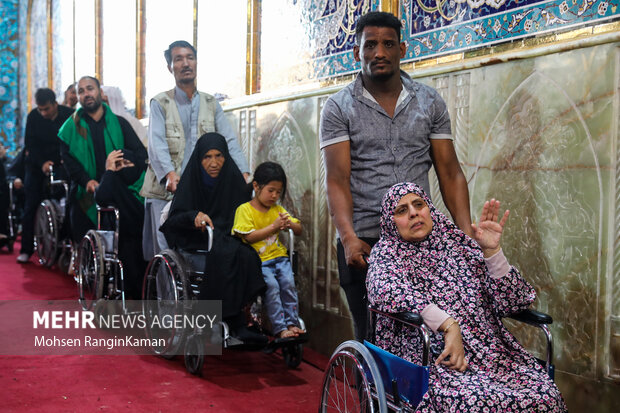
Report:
33,165,72,272
77,205,129,313
1,179,22,253
142,227,308,376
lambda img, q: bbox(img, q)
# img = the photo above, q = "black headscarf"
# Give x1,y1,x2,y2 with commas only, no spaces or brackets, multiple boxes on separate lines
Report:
159,133,264,320
161,133,250,249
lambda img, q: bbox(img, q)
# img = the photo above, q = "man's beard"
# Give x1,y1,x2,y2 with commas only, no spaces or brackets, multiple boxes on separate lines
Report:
82,96,102,113
368,67,395,82
178,73,195,84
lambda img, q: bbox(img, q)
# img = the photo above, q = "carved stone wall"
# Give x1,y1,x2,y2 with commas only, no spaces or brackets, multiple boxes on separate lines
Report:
228,41,620,411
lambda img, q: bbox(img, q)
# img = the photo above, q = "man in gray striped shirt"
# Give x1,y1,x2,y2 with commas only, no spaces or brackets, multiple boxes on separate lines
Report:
320,12,472,341
141,41,250,260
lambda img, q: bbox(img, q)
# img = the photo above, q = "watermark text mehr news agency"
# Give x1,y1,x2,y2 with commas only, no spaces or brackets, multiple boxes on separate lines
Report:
33,310,218,330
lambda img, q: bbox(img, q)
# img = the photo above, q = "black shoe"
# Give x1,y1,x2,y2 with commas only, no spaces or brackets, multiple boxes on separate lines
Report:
16,253,32,263
233,326,269,345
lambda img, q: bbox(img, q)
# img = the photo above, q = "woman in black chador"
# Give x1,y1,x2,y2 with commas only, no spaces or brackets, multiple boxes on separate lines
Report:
160,133,266,342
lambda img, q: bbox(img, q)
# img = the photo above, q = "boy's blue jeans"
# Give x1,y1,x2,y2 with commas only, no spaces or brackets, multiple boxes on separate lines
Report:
261,256,299,335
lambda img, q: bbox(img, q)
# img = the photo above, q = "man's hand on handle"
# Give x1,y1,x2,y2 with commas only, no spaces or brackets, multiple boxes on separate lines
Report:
342,235,372,270
165,171,180,193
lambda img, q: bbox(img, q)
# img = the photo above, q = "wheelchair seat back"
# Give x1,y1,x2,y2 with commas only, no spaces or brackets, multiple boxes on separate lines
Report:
364,340,429,407
97,230,116,256
178,249,209,275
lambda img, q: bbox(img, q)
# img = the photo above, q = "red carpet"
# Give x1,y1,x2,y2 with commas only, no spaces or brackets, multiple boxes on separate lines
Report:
0,243,327,412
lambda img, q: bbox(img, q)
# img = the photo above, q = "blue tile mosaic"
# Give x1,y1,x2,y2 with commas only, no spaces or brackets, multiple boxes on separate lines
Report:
0,0,20,152
18,0,28,142
310,0,380,78
401,0,620,61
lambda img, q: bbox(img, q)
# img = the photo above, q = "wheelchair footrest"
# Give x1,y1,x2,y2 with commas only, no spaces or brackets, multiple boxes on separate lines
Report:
226,339,269,351
269,334,309,348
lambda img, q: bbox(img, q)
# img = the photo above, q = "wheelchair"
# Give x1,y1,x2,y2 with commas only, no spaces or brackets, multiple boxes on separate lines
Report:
319,307,555,413
76,205,130,313
142,227,308,375
0,179,23,253
33,165,72,272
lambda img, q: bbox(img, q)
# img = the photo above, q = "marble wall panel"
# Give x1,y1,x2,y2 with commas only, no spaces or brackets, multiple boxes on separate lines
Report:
231,96,356,351
228,40,620,411
470,44,618,374
249,100,318,312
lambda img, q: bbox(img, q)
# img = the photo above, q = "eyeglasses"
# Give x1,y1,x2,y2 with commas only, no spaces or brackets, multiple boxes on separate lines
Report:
393,199,427,216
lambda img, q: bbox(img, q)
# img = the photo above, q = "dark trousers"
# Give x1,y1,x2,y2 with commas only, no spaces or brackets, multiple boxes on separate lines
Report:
20,166,46,255
0,184,9,236
337,237,378,341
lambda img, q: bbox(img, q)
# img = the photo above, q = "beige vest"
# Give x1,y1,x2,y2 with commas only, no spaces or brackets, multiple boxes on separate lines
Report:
140,89,217,200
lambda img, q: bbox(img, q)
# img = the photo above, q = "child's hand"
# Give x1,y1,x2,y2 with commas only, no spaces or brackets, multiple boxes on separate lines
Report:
272,213,289,231
280,212,292,229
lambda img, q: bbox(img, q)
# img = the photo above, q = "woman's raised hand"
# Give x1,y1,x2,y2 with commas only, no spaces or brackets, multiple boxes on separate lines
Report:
471,199,509,258
194,211,214,231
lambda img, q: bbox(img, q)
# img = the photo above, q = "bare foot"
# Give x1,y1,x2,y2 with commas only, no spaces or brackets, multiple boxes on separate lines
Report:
278,329,296,338
288,325,305,335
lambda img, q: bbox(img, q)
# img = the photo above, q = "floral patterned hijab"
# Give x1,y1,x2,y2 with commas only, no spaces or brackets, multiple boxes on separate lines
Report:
368,182,486,314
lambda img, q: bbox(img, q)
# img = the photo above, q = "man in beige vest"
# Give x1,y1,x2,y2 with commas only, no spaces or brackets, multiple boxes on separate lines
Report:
141,40,250,260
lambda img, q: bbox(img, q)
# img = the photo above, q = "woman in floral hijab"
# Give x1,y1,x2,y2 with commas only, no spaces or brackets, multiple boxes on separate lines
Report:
367,182,566,412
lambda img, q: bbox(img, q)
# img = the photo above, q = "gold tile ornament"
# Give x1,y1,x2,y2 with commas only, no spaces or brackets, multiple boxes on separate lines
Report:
593,21,620,34
245,0,261,95
556,27,594,41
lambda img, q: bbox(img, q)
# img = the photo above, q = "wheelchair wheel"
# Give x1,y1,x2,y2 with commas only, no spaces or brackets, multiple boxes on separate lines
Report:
320,340,387,413
34,200,61,267
282,342,303,368
143,249,191,356
77,230,105,310
57,241,73,275
184,333,205,376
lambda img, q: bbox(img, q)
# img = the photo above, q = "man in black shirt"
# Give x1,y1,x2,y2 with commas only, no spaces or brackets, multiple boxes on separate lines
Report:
58,76,148,298
17,88,74,264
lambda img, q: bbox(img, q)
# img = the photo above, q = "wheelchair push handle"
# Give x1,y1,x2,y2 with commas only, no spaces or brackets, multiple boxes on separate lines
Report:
96,205,120,232
206,226,213,252
288,228,294,260
47,164,69,193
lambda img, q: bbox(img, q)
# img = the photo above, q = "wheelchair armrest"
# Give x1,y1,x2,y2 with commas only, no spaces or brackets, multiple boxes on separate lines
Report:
505,308,555,378
368,307,424,326
506,309,552,326
368,307,431,366
393,311,424,326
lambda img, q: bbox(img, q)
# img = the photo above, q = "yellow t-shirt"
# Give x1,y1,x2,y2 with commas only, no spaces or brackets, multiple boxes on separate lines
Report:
232,202,300,262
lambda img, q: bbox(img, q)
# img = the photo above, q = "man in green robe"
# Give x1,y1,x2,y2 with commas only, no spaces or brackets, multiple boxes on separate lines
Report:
58,76,148,299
